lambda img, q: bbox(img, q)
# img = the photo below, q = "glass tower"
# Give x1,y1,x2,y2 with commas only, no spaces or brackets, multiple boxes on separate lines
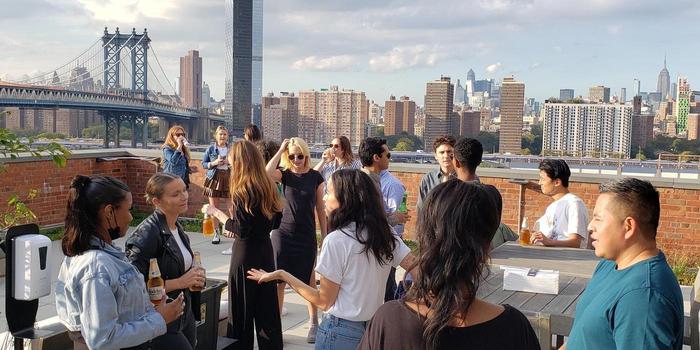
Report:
225,0,252,136
251,0,263,127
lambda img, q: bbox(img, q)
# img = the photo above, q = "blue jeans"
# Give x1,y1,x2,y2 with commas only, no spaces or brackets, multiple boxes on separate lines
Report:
315,314,367,350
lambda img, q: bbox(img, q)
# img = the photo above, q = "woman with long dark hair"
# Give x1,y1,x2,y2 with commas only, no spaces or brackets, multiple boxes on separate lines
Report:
55,175,184,350
248,169,414,350
203,140,284,349
125,173,205,349
358,180,539,350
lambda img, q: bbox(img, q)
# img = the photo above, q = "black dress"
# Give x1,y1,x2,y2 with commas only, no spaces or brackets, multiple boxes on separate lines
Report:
271,169,324,284
225,203,283,350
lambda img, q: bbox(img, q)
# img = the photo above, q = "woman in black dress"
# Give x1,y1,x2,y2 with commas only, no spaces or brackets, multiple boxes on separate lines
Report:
266,137,327,343
204,140,284,349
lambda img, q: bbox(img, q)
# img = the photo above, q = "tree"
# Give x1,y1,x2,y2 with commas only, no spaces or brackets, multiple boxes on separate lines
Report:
1,111,71,231
476,131,499,153
394,141,412,151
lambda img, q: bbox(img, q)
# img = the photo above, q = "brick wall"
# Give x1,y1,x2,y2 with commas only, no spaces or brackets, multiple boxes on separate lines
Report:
3,150,700,255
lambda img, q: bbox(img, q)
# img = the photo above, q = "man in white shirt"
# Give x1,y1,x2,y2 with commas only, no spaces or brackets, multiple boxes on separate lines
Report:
531,159,590,248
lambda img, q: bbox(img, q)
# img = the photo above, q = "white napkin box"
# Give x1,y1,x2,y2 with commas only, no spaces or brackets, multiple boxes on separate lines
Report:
501,266,559,295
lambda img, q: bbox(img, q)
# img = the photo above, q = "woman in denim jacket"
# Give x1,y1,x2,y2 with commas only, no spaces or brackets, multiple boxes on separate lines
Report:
201,126,231,239
161,125,197,188
55,175,184,350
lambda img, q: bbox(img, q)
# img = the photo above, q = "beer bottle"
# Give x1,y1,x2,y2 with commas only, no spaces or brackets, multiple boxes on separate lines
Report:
398,192,408,213
147,258,165,305
189,252,205,292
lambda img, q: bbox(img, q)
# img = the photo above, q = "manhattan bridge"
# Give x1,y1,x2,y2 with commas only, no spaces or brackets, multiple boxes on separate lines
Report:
0,28,222,148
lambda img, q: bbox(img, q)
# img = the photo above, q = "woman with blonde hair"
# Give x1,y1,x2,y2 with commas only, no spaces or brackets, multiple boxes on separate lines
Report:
161,125,197,188
266,137,327,343
202,125,231,244
204,140,284,349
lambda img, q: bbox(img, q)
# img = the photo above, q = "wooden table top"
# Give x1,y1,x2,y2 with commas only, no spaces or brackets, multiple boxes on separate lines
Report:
490,242,600,278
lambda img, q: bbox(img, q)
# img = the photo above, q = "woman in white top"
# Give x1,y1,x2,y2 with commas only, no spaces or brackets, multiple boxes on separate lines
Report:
248,169,414,350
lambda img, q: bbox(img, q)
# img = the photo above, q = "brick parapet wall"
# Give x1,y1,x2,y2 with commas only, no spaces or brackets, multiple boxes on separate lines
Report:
3,149,700,255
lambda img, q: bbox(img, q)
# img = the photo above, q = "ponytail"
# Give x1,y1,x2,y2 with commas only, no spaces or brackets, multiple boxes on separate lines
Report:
62,175,129,256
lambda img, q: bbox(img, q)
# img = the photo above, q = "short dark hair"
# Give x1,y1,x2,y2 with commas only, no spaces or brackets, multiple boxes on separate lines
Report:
432,135,456,152
538,159,571,187
359,137,387,167
63,175,130,257
453,138,483,173
599,178,660,240
244,124,261,142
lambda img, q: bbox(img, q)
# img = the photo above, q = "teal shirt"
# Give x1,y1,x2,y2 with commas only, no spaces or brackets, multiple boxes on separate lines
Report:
567,252,683,350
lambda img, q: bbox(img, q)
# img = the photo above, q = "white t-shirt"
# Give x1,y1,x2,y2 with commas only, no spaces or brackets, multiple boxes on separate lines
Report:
216,146,229,170
315,222,411,321
170,227,193,270
536,193,590,248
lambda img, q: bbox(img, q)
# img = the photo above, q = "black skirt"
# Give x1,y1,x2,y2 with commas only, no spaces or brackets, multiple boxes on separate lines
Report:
203,168,230,198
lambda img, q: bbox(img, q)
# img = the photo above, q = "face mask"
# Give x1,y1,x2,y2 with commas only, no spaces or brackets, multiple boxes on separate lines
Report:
107,208,122,240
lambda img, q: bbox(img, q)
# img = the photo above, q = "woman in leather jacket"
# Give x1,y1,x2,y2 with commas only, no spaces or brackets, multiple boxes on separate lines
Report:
126,173,206,349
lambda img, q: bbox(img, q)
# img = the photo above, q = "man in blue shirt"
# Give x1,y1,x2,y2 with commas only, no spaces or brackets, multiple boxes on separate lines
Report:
564,178,683,350
359,137,405,301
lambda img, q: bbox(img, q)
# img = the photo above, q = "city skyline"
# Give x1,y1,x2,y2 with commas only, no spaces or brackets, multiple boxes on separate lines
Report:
1,0,700,105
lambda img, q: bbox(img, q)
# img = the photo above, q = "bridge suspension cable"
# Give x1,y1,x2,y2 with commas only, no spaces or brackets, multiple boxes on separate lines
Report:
12,38,104,85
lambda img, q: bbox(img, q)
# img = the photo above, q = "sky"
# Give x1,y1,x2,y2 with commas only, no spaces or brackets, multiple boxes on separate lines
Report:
1,0,699,105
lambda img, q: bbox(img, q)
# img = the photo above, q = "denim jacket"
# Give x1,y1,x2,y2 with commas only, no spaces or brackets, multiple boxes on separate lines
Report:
201,144,228,180
162,146,189,184
55,237,166,350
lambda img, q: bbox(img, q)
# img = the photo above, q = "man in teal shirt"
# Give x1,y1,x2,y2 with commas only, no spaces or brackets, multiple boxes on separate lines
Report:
564,178,683,350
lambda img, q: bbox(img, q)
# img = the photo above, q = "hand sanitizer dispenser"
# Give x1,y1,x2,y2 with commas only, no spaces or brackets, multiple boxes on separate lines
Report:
12,234,51,300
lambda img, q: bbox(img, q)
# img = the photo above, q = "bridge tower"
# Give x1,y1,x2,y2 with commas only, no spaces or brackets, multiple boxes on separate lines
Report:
102,27,150,94
101,28,151,148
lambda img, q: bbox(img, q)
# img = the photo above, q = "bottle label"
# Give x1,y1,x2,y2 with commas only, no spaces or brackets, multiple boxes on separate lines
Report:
148,286,164,300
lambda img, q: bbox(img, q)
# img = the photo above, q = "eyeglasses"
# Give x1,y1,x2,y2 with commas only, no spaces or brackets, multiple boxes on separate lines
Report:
329,144,340,149
288,154,305,161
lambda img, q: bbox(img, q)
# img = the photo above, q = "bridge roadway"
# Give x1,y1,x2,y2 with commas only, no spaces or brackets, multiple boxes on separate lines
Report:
0,83,200,120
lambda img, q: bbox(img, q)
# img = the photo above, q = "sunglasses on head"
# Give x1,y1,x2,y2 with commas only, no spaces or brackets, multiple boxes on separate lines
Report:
329,144,340,149
288,154,305,161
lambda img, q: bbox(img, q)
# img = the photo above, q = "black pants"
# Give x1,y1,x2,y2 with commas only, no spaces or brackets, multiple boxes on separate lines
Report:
385,267,397,302
226,238,283,350
152,305,196,350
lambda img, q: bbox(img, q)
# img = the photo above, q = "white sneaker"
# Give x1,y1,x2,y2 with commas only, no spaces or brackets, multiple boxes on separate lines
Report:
281,307,288,316
221,247,232,255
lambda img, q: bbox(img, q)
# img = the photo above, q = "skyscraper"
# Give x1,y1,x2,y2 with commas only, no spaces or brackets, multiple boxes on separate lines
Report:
467,69,475,82
620,88,627,104
202,81,211,109
225,0,252,135
423,76,455,146
465,69,475,103
589,86,610,103
454,79,465,105
499,76,525,154
179,50,202,109
400,96,416,135
633,78,641,97
384,95,403,136
251,0,263,125
262,92,298,141
657,56,671,100
560,89,574,101
676,77,691,134
298,86,367,145
542,102,632,157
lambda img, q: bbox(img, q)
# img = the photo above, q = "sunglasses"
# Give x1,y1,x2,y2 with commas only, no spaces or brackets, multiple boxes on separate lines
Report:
175,133,186,137
329,144,340,149
288,154,305,161
386,152,391,159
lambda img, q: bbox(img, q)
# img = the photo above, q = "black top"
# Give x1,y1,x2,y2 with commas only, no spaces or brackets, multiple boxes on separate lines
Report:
358,300,539,350
224,200,282,241
277,169,324,247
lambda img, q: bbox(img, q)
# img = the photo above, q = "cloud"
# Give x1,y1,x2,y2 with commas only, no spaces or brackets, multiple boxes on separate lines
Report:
529,62,541,70
368,45,446,73
76,0,177,22
607,24,623,34
486,62,502,73
291,55,358,71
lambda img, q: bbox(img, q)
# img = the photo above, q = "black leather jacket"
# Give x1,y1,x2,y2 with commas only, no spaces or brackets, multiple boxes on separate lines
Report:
125,209,196,332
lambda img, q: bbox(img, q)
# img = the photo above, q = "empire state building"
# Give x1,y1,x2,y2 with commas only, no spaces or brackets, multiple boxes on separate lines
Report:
657,56,671,100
